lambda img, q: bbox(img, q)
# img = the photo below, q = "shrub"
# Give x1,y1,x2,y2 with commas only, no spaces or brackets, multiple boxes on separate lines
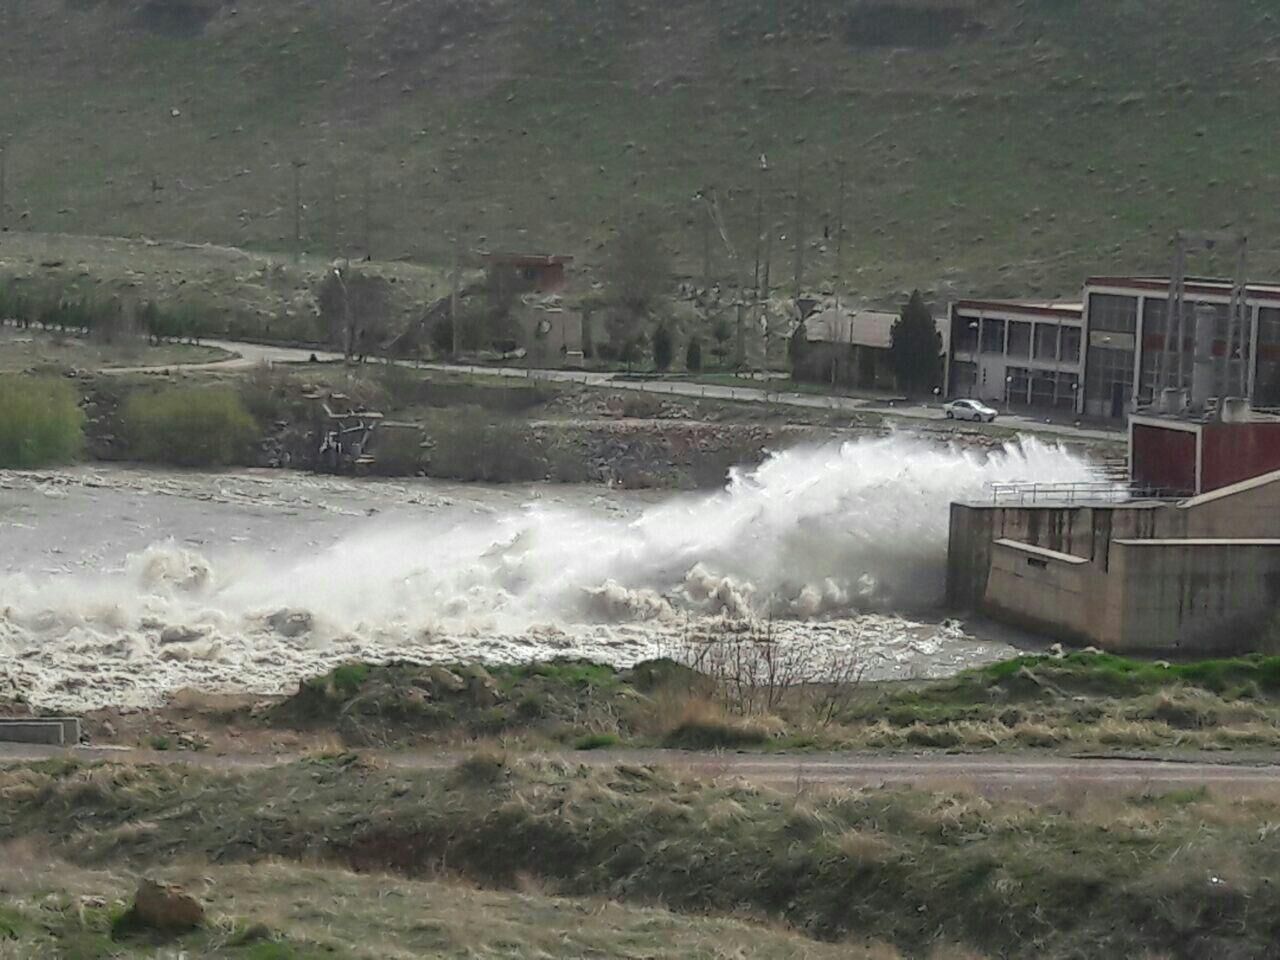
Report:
0,376,84,467
238,362,297,424
425,410,548,482
652,324,673,371
573,732,621,751
685,336,703,372
122,386,258,467
662,698,774,749
370,426,425,476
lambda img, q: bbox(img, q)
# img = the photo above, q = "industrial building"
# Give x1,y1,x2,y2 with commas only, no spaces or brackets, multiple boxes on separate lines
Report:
947,275,1280,653
946,299,1084,411
945,264,1280,421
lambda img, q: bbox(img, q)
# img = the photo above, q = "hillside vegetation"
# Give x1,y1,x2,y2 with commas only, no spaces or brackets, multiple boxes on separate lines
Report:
1,0,1278,303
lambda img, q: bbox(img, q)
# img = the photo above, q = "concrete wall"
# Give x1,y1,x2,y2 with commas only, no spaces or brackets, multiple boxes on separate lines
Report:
1111,540,1280,653
947,477,1280,652
946,500,1180,610
1182,477,1280,539
983,541,1101,644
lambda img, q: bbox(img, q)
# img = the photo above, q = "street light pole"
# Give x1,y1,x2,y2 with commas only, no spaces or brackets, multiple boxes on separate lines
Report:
292,159,307,261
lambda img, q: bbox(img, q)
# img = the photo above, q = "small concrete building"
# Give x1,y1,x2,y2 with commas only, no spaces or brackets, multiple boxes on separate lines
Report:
947,473,1280,654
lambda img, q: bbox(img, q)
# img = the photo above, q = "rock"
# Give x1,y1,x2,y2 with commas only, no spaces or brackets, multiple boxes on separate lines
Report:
128,879,204,932
159,626,206,645
265,610,313,638
426,666,466,694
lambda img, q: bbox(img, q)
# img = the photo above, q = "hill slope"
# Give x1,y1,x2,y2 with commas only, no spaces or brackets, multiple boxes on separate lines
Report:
1,0,1279,303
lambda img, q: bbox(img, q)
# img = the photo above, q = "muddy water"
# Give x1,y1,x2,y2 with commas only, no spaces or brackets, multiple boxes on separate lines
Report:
0,436,1091,710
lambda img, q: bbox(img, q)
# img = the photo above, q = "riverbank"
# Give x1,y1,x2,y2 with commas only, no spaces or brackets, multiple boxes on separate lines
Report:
2,750,1277,959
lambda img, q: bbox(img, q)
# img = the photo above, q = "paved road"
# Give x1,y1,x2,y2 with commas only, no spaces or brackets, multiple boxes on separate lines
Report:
108,338,1121,444
3,743,1276,795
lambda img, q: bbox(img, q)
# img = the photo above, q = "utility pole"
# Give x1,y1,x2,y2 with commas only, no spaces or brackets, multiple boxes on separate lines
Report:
450,231,462,357
835,160,847,312
362,164,373,260
792,162,807,305
291,159,306,261
0,143,7,232
701,187,713,287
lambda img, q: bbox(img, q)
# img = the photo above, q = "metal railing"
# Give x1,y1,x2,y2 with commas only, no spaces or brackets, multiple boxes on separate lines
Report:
987,481,1180,505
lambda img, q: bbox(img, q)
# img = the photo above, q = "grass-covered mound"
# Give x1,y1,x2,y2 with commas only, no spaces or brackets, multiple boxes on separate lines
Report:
4,755,1280,959
271,658,708,747
847,652,1280,752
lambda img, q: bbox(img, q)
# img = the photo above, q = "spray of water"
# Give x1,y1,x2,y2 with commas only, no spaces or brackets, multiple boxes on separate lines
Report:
0,435,1098,707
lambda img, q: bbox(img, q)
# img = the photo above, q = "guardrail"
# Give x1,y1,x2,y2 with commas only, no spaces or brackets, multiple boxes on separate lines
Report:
987,482,1180,505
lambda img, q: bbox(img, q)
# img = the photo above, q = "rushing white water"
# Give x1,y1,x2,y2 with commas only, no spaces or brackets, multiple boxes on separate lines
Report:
0,435,1099,709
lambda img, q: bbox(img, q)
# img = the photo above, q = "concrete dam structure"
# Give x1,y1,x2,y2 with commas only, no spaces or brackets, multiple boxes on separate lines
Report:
947,471,1280,654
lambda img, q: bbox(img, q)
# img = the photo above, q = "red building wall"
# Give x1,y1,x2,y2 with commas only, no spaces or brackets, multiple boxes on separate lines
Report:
1131,423,1197,495
1201,423,1280,492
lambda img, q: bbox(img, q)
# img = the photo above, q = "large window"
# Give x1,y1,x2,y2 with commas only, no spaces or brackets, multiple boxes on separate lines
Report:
1143,298,1167,338
1060,326,1082,364
981,318,1005,354
1030,372,1056,407
1034,323,1059,361
1007,366,1030,404
1257,307,1280,406
1055,373,1080,408
951,314,978,353
950,360,977,397
1090,294,1138,334
1007,321,1031,358
1085,345,1135,417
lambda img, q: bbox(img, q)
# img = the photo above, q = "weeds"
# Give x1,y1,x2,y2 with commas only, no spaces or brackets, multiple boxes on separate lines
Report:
121,386,257,467
7,757,1280,959
0,375,84,467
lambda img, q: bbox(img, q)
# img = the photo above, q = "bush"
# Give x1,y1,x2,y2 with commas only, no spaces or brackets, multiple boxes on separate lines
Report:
0,376,84,467
685,336,703,372
370,426,425,476
238,362,297,424
652,324,673,371
122,387,258,467
425,410,548,482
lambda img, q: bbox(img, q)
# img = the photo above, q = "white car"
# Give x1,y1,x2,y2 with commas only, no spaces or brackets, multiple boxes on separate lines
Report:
943,399,998,422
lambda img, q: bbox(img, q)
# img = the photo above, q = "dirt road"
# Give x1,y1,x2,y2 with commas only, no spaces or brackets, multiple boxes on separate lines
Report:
4,743,1277,796
104,339,1121,444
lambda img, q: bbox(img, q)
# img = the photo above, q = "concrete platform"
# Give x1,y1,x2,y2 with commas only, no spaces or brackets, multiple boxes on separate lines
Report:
0,718,82,746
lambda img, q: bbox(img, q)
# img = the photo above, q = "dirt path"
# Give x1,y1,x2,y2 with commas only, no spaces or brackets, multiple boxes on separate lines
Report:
4,743,1278,796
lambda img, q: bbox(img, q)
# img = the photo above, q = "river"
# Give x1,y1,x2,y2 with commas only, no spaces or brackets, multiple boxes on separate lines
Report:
0,435,1099,710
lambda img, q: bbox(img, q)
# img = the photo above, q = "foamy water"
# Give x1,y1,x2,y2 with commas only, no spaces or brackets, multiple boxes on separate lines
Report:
0,435,1099,709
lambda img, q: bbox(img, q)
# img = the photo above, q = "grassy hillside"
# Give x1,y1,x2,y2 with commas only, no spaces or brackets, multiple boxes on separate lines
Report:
1,0,1279,303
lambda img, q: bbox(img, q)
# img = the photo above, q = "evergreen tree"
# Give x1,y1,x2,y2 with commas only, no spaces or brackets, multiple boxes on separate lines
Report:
889,290,942,395
685,336,703,372
652,323,673,371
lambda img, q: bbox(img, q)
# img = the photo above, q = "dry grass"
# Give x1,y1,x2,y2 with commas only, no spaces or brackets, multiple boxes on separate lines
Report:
0,858,892,959
8,756,1280,958
0,325,229,374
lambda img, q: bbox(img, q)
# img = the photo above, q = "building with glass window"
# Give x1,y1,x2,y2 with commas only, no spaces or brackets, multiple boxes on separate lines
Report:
1081,277,1280,420
945,299,1084,412
947,277,1280,421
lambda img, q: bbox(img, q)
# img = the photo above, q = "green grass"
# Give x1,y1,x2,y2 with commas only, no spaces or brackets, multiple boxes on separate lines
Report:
7,757,1280,959
121,385,258,467
0,374,84,467
1,1,1278,302
573,732,621,750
